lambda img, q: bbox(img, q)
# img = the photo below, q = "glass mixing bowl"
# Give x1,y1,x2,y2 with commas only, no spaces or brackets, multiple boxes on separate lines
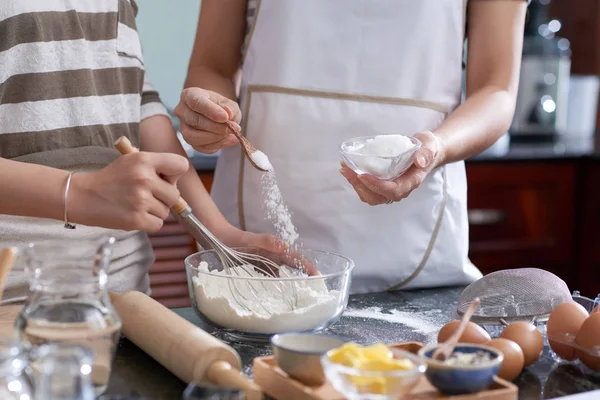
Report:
185,248,354,342
339,135,421,181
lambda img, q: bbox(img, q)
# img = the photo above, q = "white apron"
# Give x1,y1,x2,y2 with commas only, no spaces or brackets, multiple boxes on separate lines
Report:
211,0,482,294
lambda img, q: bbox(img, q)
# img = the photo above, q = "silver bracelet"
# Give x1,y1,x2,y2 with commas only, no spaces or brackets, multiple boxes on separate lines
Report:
63,171,77,229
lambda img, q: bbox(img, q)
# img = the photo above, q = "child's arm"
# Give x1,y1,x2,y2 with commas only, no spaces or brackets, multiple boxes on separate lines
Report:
139,114,284,252
0,152,188,232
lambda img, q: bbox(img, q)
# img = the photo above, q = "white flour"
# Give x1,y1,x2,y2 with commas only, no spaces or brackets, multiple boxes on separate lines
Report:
260,171,299,245
344,306,442,341
250,150,273,171
348,135,414,157
348,135,414,176
192,262,340,333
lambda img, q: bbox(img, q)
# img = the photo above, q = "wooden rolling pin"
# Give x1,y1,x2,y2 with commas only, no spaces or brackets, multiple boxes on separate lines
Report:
109,291,261,398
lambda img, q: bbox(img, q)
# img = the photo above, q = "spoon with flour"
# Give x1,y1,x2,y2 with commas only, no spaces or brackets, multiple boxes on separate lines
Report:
225,121,272,172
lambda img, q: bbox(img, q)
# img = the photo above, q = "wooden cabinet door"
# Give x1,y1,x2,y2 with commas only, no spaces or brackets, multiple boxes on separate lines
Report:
466,162,577,286
578,161,600,296
147,171,214,308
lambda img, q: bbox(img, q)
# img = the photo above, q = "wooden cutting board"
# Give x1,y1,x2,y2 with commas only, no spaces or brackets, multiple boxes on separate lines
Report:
253,342,518,400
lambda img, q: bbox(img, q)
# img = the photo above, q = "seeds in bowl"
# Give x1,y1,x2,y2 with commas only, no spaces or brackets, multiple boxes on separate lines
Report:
444,351,494,367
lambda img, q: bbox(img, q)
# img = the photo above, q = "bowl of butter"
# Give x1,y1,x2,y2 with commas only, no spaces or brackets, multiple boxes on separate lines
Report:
321,343,425,400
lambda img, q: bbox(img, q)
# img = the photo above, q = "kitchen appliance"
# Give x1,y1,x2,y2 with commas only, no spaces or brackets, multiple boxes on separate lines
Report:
566,75,600,139
511,0,571,140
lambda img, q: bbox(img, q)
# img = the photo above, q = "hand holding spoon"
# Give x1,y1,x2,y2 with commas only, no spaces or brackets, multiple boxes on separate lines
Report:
433,297,481,361
225,121,272,172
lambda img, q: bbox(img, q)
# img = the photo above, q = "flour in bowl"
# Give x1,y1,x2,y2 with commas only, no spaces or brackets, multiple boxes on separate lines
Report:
348,135,414,157
346,135,415,177
192,262,340,334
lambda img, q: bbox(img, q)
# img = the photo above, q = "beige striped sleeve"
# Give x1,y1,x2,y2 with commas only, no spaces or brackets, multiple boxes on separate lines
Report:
141,77,170,121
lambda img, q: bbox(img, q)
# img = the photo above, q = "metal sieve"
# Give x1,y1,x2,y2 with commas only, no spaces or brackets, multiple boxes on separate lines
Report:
456,268,573,325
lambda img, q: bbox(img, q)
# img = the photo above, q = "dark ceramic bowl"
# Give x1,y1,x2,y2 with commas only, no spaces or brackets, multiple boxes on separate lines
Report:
418,344,503,395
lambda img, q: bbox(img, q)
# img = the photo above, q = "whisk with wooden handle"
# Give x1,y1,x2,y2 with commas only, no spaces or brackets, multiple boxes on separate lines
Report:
113,137,297,313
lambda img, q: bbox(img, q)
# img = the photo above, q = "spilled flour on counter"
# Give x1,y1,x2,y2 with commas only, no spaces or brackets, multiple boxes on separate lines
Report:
260,170,299,245
192,261,339,333
343,307,442,341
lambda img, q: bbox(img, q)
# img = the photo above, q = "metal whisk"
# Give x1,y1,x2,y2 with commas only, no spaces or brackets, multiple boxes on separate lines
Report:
178,206,299,314
114,137,298,314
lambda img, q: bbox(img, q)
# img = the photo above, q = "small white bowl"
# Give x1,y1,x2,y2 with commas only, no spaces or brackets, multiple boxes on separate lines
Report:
340,135,421,181
271,333,347,385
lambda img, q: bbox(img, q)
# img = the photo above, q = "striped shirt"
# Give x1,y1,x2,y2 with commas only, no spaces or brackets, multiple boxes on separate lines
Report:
0,0,165,303
0,0,168,168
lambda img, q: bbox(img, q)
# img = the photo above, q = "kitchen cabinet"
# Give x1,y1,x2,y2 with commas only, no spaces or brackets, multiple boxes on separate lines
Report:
466,162,577,286
147,171,214,308
578,161,600,297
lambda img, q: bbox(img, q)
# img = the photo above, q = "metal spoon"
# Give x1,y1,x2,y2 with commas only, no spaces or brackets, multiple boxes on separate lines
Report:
433,297,481,361
225,121,271,172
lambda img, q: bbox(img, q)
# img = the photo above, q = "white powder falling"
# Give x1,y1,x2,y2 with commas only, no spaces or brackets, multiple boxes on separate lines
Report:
348,135,414,157
260,171,299,245
250,150,273,171
192,262,340,333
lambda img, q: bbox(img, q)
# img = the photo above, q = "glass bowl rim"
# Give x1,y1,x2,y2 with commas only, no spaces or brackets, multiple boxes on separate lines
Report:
339,135,422,160
185,248,355,282
320,347,427,378
271,332,348,355
418,343,504,371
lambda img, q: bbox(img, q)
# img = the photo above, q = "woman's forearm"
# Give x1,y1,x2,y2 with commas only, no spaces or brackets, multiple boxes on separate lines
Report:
0,158,68,220
184,65,238,101
435,86,516,165
139,115,233,236
435,0,526,166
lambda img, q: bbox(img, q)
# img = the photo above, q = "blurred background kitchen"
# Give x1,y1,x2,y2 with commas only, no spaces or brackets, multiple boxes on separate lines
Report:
137,0,600,308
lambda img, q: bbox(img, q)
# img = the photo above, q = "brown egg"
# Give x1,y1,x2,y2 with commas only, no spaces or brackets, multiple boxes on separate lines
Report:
437,320,491,344
500,321,544,367
487,338,525,381
575,312,600,371
547,302,589,360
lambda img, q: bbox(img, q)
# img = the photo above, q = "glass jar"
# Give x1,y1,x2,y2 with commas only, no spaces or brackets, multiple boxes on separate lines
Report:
15,237,121,396
0,336,34,400
34,344,95,400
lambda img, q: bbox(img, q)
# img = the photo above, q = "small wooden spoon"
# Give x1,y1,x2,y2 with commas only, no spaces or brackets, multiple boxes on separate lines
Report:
225,121,271,172
0,247,17,302
432,297,481,361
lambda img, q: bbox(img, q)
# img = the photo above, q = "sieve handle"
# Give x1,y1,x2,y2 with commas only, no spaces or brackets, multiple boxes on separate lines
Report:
468,209,505,225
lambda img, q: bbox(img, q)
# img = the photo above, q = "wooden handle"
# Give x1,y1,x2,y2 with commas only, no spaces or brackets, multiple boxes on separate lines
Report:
434,298,480,360
109,291,241,384
0,247,17,302
207,361,262,399
113,136,189,213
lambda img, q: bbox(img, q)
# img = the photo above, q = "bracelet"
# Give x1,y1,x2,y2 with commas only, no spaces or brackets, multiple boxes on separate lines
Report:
63,171,77,229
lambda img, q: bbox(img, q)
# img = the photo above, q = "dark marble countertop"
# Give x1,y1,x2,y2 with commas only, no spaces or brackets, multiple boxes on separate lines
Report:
468,136,600,163
103,287,600,400
190,136,600,172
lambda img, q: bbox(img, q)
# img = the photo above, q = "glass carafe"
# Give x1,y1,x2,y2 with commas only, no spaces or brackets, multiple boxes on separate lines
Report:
0,336,34,400
34,344,95,400
15,237,121,396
